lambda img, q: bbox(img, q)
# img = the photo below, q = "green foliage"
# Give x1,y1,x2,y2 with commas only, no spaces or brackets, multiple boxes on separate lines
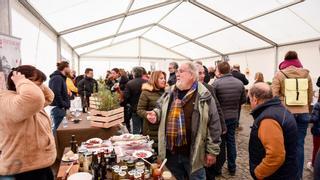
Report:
93,83,120,111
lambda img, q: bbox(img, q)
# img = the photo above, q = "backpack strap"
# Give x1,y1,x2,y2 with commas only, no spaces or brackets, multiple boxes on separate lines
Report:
280,70,289,78
296,78,299,101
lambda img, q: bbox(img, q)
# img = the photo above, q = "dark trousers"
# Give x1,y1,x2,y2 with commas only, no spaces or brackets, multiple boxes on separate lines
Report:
0,167,53,180
236,105,241,128
132,112,143,134
225,119,237,171
294,113,310,179
312,136,320,166
80,95,90,112
206,134,226,179
50,107,66,133
124,104,132,133
314,149,320,180
166,151,206,180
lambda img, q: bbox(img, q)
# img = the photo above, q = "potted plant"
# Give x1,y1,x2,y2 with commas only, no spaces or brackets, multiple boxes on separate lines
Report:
89,83,124,129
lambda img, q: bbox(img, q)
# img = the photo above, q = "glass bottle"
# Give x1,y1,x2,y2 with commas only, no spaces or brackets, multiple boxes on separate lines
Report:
91,153,99,180
99,152,107,180
110,148,117,165
70,135,77,153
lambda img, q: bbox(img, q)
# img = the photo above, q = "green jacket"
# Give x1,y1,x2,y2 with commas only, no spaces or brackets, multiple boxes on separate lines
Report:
137,83,164,149
154,82,221,174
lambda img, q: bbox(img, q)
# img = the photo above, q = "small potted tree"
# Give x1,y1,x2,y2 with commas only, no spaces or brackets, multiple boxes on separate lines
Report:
89,82,124,128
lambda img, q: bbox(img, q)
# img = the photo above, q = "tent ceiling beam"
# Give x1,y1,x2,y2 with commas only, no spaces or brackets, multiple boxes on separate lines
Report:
194,37,320,60
18,0,79,57
190,0,302,46
59,0,180,35
74,23,155,49
141,1,183,37
18,0,57,34
110,0,134,45
79,36,139,56
157,24,224,55
140,36,192,60
80,56,187,61
171,0,305,48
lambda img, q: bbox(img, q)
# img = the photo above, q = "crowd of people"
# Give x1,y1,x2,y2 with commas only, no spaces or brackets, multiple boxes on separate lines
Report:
1,50,320,180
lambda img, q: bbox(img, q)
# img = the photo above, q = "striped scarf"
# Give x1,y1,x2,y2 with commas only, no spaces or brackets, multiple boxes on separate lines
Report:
166,82,198,150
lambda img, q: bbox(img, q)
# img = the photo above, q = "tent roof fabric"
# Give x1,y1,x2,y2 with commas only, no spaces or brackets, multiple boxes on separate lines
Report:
25,0,320,59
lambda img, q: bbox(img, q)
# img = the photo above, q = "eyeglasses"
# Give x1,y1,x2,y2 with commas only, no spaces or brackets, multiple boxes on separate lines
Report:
177,69,191,74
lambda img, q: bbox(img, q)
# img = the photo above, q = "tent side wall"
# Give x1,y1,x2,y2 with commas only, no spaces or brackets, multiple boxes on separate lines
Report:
11,0,58,77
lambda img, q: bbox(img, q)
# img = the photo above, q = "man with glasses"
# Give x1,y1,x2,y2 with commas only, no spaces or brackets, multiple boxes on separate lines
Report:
147,62,222,180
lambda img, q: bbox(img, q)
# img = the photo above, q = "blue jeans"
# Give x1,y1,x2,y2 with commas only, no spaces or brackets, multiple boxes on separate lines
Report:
166,152,206,180
294,113,310,179
226,119,237,172
50,107,66,133
131,112,143,134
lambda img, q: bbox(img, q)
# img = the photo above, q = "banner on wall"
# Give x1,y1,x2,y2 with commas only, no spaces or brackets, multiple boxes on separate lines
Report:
0,34,22,90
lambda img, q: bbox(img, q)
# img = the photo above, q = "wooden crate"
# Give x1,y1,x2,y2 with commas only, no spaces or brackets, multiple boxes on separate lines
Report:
89,107,124,129
89,96,100,109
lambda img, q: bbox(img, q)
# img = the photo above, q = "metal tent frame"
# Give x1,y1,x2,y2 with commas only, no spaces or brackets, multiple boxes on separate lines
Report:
18,0,320,65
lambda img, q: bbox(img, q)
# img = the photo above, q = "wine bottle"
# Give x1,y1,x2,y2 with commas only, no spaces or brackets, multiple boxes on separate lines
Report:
91,153,99,180
110,148,117,165
70,135,77,153
99,152,107,180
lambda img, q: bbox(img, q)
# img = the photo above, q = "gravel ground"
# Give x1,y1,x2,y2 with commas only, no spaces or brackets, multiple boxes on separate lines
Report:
215,105,313,180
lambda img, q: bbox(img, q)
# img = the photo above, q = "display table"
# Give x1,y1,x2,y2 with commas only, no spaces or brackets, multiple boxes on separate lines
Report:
55,113,120,159
57,148,176,180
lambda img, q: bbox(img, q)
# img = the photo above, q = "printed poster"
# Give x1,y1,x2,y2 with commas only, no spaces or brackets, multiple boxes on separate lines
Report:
0,34,21,90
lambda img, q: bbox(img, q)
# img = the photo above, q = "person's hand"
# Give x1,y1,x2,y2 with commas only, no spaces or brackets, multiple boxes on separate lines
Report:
222,129,227,134
11,71,26,85
205,154,216,167
146,111,157,124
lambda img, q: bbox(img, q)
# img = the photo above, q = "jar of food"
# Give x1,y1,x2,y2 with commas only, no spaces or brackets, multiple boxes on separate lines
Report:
135,161,145,171
127,160,135,170
128,170,135,180
83,152,92,172
162,171,172,180
152,168,162,180
113,169,121,180
150,163,159,175
119,171,127,179
78,149,86,172
120,165,128,172
144,169,151,179
134,172,142,180
136,169,144,180
112,166,120,180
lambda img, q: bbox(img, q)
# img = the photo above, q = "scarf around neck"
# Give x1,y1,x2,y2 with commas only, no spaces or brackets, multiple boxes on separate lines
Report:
166,81,198,150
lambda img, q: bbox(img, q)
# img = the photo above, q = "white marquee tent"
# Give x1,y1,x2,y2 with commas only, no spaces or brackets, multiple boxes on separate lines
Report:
6,0,320,87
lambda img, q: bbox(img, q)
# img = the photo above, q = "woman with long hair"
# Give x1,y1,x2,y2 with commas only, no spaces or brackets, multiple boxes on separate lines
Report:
137,71,166,151
0,65,56,179
254,72,264,84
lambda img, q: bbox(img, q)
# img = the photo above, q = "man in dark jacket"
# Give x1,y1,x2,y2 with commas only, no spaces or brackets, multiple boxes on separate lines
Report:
231,64,249,85
195,64,227,179
212,62,246,176
49,61,71,132
248,82,298,179
167,62,178,86
77,68,98,112
231,64,249,130
124,67,147,134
